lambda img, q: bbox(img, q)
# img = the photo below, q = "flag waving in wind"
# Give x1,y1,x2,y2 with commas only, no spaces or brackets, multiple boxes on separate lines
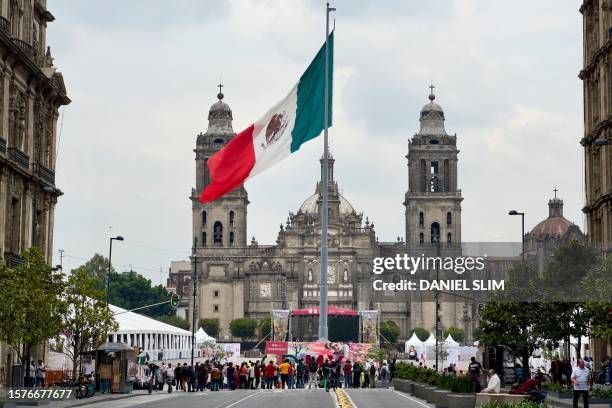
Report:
199,32,334,203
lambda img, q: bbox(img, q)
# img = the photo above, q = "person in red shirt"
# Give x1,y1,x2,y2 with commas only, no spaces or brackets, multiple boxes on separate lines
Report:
343,360,353,388
264,361,276,389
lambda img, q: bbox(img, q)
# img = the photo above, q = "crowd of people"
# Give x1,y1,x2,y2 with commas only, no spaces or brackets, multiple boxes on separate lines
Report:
148,357,396,392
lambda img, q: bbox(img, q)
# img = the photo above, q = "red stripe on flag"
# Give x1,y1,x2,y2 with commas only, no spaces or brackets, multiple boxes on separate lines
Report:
199,124,256,203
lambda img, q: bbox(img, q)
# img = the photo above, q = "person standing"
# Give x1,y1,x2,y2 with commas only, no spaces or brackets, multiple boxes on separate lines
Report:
322,360,331,392
265,361,276,389
571,359,592,408
35,360,46,388
174,364,183,391
308,359,318,389
160,362,168,390
368,362,376,388
468,356,483,392
296,359,305,389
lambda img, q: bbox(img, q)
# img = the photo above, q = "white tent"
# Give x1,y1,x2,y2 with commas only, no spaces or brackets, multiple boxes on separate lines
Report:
406,332,424,346
107,304,193,360
444,334,460,347
196,328,216,346
423,334,436,346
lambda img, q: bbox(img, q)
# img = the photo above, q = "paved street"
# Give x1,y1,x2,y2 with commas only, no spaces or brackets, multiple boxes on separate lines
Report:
41,388,434,408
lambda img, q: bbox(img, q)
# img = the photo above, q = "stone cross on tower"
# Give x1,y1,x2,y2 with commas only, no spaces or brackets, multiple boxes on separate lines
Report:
553,187,558,198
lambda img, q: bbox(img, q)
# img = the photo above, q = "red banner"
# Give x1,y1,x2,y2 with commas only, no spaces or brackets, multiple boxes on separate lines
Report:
265,341,288,355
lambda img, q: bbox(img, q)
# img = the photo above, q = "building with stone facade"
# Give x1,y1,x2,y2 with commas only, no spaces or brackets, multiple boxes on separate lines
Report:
168,87,480,342
579,0,612,361
0,0,69,385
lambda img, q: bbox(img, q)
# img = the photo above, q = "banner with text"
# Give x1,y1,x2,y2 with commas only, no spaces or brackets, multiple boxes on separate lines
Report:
360,310,379,344
272,309,290,341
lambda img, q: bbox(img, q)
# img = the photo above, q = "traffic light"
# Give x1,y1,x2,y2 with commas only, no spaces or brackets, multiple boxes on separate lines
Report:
170,293,179,308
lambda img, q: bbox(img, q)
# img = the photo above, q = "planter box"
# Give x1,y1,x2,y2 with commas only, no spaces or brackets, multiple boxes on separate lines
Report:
432,389,451,408
392,379,413,394
424,386,438,403
413,383,424,398
447,393,477,408
590,397,612,404
547,391,573,399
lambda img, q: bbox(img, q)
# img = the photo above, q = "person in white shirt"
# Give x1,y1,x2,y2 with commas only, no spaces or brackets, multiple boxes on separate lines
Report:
571,359,591,408
481,369,501,394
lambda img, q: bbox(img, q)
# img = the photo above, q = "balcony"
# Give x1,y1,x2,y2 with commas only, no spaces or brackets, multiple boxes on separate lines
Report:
36,163,55,185
0,16,9,35
0,137,6,154
12,39,36,60
8,147,30,170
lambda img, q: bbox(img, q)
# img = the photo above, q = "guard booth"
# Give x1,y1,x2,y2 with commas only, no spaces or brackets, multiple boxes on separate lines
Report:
96,342,136,394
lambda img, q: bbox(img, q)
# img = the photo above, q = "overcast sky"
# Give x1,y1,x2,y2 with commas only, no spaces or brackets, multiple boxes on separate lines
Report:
47,0,584,285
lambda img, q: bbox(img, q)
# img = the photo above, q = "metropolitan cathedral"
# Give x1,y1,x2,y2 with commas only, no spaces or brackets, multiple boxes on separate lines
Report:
169,86,474,342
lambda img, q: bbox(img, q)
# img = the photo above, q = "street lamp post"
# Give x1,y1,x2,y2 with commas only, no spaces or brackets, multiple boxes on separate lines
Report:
106,236,124,305
508,210,525,263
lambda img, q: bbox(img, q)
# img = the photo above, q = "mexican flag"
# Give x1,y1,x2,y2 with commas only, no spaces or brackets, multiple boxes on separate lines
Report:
199,32,334,203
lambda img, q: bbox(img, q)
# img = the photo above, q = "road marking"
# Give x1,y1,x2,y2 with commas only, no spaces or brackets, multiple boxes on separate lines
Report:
338,388,358,408
221,390,263,408
392,390,432,408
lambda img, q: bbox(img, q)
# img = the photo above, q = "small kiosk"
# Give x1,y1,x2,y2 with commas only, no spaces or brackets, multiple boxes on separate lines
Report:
96,342,136,394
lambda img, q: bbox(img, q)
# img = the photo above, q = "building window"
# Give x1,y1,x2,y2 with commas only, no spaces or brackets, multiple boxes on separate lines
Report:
419,232,424,244
430,161,439,192
431,222,440,243
446,212,452,225
213,290,219,298
229,211,235,227
201,231,206,246
202,210,207,226
419,211,424,227
213,221,223,244
447,232,452,243
213,304,219,313
229,231,235,246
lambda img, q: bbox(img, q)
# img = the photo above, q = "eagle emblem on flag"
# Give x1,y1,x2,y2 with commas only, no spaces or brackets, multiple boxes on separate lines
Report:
263,111,288,148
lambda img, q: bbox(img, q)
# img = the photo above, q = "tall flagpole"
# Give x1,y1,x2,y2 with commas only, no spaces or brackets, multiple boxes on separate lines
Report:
318,2,335,342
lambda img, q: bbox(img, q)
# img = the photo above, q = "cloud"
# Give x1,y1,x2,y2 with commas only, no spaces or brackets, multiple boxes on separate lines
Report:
47,1,584,284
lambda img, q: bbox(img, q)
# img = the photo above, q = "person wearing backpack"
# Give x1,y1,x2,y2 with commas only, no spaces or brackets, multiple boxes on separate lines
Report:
380,362,389,387
369,362,376,388
308,359,318,389
296,359,305,388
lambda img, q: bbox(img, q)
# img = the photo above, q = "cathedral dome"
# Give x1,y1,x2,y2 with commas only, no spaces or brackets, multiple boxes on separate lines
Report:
418,87,447,136
299,193,355,216
528,196,577,239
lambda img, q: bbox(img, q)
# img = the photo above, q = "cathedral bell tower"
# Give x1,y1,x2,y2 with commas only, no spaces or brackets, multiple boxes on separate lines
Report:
192,86,248,248
404,86,463,249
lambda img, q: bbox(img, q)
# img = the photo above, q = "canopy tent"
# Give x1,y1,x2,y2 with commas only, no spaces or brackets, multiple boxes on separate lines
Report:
107,304,193,360
196,328,216,346
405,332,424,346
444,334,460,346
291,306,359,316
423,334,437,346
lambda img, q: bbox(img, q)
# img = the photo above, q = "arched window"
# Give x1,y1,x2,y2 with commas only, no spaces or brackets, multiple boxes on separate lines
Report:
447,212,452,225
201,210,207,227
430,222,440,243
229,210,235,227
419,212,424,227
213,221,223,245
447,232,452,243
229,231,235,246
419,232,424,244
201,231,207,246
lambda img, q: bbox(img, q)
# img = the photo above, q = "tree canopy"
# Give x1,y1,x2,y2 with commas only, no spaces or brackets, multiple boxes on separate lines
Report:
380,321,401,344
229,318,257,339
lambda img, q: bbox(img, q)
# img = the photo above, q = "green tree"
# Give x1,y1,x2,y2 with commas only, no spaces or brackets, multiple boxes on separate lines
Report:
409,327,430,342
79,253,114,291
0,248,66,385
156,315,190,330
199,318,220,338
472,326,482,341
442,326,465,343
229,318,257,339
62,268,118,379
380,321,401,344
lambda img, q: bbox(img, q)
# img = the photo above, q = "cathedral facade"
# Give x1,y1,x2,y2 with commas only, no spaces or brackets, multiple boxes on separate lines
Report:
169,87,474,342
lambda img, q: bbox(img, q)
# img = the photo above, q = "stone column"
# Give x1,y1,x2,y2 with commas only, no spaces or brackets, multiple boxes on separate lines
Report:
1,71,9,140
22,185,32,251
26,90,34,164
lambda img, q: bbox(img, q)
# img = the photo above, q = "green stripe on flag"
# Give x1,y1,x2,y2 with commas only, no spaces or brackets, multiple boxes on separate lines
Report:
290,31,333,153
